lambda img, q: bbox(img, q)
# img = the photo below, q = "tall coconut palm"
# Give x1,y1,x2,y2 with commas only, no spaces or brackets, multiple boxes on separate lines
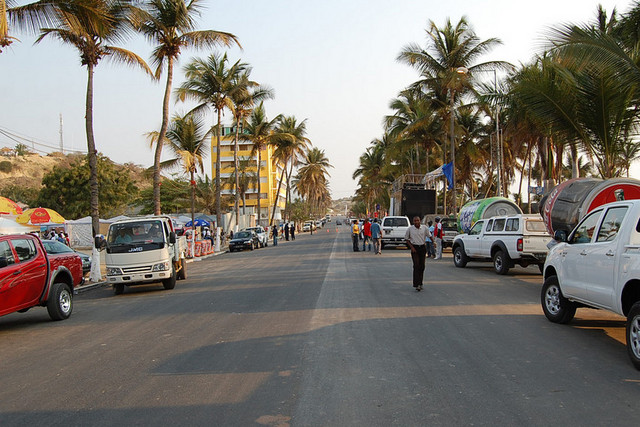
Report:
224,156,258,216
1,0,15,52
10,0,152,236
132,0,239,215
269,115,310,225
176,52,247,229
161,113,208,232
242,102,281,225
229,74,274,224
296,147,332,215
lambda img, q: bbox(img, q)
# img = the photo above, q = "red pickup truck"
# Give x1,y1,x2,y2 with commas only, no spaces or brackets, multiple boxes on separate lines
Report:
0,233,84,321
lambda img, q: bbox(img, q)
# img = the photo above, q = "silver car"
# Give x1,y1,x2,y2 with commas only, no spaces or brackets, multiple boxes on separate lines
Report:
243,226,268,248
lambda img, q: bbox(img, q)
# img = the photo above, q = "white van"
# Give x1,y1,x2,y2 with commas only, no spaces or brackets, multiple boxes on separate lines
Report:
380,216,411,249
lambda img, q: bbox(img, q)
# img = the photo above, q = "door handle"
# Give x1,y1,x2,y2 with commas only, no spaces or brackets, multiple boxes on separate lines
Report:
12,270,22,275
606,251,615,257
580,250,587,256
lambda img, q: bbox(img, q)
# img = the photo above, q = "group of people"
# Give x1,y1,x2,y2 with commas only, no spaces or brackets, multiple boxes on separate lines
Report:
405,216,444,291
270,222,295,246
350,218,383,254
45,229,70,246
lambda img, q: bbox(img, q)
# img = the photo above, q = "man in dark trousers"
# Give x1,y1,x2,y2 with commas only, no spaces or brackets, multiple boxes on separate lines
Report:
351,220,360,252
290,223,295,240
404,216,429,291
284,223,290,241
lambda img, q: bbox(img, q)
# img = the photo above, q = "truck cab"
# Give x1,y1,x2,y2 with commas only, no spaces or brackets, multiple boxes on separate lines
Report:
98,216,187,295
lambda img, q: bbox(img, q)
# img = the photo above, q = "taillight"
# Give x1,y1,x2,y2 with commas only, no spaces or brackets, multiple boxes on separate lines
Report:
517,238,523,251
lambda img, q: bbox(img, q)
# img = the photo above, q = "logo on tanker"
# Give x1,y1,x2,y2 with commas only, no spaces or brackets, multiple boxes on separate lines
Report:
459,201,481,233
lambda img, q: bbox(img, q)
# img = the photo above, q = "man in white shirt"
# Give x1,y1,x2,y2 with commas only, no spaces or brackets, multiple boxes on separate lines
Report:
404,216,429,291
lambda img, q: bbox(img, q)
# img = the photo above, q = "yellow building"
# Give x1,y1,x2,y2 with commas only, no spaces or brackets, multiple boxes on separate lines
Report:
211,126,287,224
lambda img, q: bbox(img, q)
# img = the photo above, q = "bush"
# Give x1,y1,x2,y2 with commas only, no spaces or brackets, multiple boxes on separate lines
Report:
0,161,13,173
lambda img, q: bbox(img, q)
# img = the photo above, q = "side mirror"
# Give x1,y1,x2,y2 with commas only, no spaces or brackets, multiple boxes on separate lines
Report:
94,235,106,250
554,230,567,243
169,231,176,244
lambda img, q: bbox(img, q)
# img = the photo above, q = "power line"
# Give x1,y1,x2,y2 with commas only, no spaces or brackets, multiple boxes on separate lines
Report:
0,125,86,154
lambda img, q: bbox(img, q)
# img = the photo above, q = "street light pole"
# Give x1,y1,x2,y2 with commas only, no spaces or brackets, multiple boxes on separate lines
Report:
451,66,468,215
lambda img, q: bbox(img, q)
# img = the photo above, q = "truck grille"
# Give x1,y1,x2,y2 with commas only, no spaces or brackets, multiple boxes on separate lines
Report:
122,265,152,274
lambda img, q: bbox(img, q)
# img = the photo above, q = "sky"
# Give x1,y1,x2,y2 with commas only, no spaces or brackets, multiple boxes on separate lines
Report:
0,0,629,199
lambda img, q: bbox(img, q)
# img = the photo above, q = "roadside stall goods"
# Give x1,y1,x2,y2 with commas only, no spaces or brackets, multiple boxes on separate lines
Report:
540,177,640,235
458,197,522,233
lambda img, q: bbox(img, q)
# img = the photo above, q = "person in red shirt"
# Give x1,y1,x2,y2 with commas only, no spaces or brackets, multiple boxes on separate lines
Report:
362,219,372,251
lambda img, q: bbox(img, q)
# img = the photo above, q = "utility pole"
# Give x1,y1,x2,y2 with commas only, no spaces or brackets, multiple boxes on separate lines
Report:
59,113,64,154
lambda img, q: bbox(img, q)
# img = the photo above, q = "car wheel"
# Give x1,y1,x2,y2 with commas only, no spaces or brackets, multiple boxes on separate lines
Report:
114,283,125,295
163,268,176,290
538,264,544,274
626,302,640,370
541,275,576,324
46,282,73,321
177,259,187,280
493,250,511,275
453,246,468,268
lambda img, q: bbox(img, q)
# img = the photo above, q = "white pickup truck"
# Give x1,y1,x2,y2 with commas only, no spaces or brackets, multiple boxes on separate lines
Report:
96,216,187,295
452,214,552,274
380,216,410,249
541,199,640,369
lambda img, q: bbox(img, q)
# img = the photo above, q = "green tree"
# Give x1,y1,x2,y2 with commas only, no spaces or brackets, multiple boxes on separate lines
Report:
176,52,248,228
38,154,138,219
10,0,152,236
223,156,257,216
295,147,332,215
132,0,239,215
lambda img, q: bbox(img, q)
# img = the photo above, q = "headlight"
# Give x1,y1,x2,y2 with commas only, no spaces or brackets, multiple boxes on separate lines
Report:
107,267,122,276
152,262,170,272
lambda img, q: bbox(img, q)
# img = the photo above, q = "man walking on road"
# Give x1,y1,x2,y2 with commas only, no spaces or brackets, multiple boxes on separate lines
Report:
371,218,382,254
362,218,372,251
405,216,429,291
434,217,443,260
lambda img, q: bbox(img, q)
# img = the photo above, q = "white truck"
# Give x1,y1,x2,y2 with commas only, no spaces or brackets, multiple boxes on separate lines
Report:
452,214,552,274
380,216,411,249
95,216,187,295
541,199,640,369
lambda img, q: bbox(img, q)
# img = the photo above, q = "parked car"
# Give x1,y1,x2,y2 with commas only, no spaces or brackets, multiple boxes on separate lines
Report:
303,221,316,232
542,199,640,369
228,230,259,252
42,240,92,276
380,216,411,249
244,226,268,248
452,214,552,274
0,233,84,321
440,217,459,248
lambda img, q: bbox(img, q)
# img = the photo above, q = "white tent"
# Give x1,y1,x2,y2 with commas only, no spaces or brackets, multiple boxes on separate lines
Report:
66,216,111,247
0,217,39,234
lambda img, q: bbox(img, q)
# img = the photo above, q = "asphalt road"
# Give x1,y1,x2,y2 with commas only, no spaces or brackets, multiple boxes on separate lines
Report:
1,223,640,426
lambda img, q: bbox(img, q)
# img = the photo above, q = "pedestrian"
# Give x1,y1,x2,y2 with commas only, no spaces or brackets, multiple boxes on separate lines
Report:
362,218,372,251
426,220,435,258
434,217,444,260
57,232,67,245
351,220,360,252
290,222,295,241
272,224,278,246
405,216,429,291
371,218,382,254
284,223,290,241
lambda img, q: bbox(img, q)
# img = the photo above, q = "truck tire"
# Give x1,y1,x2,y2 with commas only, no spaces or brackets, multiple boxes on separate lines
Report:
114,284,125,295
453,246,468,268
626,302,640,370
541,275,576,324
46,282,73,321
163,268,176,290
493,250,511,275
177,259,187,280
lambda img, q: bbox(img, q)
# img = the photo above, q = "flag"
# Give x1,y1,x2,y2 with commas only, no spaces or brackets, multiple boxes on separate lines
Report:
442,162,453,189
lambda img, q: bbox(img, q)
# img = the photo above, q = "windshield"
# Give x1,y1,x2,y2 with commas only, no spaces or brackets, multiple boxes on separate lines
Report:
441,219,457,231
107,220,166,253
42,240,74,254
235,231,251,239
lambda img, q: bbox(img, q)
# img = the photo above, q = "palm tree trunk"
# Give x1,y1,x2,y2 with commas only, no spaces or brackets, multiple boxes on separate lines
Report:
269,162,286,225
86,62,99,237
286,160,294,220
190,169,196,249
256,146,262,226
215,109,222,230
154,56,173,216
234,118,240,225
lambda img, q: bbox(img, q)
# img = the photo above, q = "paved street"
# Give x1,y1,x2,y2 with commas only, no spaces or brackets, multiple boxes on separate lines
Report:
1,224,639,426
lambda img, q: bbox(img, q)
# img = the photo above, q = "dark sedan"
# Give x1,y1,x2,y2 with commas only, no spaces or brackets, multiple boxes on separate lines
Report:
228,230,259,252
42,240,92,275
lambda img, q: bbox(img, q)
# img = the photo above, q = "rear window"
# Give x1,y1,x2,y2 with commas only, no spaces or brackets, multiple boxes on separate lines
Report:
384,217,409,227
492,219,506,231
525,220,547,232
505,218,519,232
12,239,37,262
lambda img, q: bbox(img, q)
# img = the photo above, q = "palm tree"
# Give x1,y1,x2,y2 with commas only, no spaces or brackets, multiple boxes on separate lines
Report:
241,102,281,225
229,73,274,224
1,0,15,52
10,0,152,236
176,52,248,229
296,147,332,215
270,115,310,225
223,156,258,216
132,0,239,215
161,113,208,231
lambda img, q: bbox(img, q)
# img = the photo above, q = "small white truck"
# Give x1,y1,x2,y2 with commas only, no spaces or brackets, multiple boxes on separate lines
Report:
380,216,411,249
452,214,552,274
542,199,640,369
95,216,187,295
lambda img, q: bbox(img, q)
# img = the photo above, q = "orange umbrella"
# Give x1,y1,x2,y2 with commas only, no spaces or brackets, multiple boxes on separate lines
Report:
16,207,65,225
0,196,23,215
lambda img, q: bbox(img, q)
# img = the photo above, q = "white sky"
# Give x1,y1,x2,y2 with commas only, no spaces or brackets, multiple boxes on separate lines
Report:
0,0,628,199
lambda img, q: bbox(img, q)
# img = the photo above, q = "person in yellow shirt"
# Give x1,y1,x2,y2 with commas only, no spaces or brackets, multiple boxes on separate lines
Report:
351,220,360,252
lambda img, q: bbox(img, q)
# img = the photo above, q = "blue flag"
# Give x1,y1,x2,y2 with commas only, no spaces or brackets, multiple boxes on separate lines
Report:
442,162,453,189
